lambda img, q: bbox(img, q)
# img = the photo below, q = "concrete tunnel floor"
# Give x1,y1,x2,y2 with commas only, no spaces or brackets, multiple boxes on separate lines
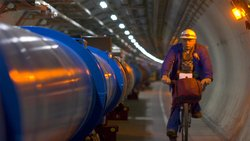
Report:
108,81,223,141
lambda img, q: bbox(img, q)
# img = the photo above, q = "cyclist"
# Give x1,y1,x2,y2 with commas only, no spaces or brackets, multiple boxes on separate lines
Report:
161,29,213,140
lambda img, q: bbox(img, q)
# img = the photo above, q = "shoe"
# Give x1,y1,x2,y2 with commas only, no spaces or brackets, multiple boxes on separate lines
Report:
166,129,177,138
192,111,202,118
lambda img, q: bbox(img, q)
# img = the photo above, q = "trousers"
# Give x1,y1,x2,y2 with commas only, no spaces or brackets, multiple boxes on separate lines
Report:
166,103,201,131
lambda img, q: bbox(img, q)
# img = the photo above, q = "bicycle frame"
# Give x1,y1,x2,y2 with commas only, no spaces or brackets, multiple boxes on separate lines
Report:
180,103,191,141
170,78,200,141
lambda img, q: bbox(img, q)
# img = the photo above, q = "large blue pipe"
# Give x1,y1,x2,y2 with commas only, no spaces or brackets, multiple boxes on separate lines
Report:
121,62,135,95
0,23,97,141
0,23,131,141
129,64,142,87
0,92,6,141
88,46,125,113
21,26,109,140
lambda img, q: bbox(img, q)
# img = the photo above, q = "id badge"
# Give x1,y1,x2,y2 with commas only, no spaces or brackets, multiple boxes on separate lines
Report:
179,73,193,79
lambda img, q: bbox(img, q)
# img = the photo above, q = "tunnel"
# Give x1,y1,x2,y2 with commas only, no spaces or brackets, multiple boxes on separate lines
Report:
193,1,250,140
0,0,250,141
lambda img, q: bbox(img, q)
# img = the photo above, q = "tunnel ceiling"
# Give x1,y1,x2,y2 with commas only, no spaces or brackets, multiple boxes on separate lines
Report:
0,0,214,59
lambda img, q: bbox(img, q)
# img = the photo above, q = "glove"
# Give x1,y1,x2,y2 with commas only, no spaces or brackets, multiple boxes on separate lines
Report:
161,75,171,85
201,78,212,89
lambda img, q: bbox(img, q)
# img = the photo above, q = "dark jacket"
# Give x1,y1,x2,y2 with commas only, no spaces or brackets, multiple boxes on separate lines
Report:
161,43,213,81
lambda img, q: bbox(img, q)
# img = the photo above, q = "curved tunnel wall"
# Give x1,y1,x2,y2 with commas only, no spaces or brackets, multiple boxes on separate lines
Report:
193,1,250,140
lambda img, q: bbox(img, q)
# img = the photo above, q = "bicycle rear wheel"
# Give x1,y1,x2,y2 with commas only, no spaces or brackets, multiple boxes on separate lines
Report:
182,103,189,141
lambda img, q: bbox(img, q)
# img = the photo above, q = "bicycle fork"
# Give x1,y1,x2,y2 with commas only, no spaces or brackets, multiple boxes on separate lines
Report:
179,103,191,141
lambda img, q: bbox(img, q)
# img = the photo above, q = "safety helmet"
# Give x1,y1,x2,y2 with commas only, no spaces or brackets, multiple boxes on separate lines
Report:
180,29,197,39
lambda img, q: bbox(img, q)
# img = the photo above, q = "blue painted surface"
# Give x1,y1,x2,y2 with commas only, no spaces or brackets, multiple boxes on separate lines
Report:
0,25,22,141
130,64,142,87
21,26,107,140
88,46,124,113
0,87,7,141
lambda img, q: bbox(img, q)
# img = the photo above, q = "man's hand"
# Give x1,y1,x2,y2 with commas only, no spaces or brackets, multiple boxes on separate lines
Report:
201,78,212,89
161,75,171,85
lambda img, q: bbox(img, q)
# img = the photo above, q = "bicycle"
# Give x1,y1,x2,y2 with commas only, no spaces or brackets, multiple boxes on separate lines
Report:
180,102,191,141
171,78,202,141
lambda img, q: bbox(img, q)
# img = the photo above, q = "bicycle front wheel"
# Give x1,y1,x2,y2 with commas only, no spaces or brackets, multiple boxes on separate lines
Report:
182,103,189,141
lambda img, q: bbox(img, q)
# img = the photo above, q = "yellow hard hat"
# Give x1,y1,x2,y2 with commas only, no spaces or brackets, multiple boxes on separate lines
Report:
180,29,197,39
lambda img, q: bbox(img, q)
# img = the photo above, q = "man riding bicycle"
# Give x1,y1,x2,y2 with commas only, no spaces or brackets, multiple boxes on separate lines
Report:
161,29,213,140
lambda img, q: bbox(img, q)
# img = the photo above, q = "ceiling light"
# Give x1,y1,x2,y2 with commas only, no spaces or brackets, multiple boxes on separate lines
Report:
98,20,104,26
84,9,92,15
128,35,134,39
131,39,136,43
108,28,113,33
134,42,139,46
100,1,108,9
119,23,125,29
135,44,140,48
110,14,117,20
124,30,130,35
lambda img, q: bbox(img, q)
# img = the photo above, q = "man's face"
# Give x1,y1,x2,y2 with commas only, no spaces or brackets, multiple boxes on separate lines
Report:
181,39,196,50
